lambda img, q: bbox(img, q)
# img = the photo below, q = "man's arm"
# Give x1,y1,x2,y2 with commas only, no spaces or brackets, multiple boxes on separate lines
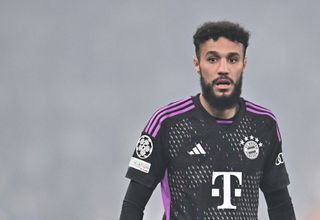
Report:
264,187,296,220
120,180,156,220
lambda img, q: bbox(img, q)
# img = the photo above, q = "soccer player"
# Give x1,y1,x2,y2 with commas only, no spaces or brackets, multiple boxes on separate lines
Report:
120,21,296,220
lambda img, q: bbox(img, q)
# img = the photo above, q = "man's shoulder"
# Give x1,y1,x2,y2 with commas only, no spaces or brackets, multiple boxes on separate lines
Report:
143,96,196,138
243,98,278,122
243,99,282,141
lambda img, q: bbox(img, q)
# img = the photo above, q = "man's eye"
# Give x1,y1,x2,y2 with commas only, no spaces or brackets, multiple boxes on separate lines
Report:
229,57,239,63
208,57,218,63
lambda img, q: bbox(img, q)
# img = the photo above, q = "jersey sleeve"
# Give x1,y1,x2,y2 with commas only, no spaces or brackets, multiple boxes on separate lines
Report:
125,122,168,188
260,121,290,192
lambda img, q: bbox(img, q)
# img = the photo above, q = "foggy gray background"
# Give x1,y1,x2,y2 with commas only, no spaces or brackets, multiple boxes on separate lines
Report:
0,0,319,219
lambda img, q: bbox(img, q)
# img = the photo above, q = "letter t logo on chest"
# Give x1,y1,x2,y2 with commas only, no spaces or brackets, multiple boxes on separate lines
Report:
211,172,242,209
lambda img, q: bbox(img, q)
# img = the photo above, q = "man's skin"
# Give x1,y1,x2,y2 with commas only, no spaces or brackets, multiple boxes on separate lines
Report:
193,37,247,119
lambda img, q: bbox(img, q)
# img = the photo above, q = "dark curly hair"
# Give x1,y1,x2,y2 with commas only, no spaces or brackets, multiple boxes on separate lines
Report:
193,21,250,59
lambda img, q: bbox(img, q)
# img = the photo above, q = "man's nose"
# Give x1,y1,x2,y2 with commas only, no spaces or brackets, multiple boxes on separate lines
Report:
217,59,229,75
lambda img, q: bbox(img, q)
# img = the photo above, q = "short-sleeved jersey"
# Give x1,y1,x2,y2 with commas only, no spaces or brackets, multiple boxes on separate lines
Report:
126,95,290,220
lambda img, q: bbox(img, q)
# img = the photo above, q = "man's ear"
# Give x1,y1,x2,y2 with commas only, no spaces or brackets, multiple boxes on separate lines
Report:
243,57,248,72
193,56,200,74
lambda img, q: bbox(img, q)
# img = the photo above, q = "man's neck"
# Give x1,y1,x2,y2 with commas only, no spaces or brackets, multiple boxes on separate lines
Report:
199,94,239,119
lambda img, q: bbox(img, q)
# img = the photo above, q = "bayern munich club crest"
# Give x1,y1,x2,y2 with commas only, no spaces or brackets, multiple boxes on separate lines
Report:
240,135,263,160
135,135,153,159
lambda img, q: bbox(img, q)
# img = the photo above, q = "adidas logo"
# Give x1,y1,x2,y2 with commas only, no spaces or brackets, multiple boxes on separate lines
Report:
187,143,206,155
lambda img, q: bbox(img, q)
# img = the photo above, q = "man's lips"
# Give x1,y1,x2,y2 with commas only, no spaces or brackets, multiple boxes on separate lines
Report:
212,77,233,90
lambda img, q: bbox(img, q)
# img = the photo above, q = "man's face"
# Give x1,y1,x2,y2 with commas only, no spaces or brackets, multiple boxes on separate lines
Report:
193,37,247,109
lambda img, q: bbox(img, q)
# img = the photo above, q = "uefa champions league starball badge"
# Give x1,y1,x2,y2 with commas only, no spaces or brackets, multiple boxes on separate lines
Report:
240,135,263,160
136,135,153,159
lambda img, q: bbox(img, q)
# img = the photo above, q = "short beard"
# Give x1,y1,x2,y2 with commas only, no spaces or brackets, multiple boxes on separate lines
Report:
200,73,243,111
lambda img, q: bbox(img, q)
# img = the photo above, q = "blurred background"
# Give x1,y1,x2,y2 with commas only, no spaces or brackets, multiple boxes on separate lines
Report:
1,0,320,219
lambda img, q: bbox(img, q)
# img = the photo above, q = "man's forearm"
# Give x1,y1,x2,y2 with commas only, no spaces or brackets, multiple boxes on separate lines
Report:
264,187,296,220
120,180,155,220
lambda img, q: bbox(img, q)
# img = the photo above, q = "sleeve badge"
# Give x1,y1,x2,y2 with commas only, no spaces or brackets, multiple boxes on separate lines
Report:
135,135,153,159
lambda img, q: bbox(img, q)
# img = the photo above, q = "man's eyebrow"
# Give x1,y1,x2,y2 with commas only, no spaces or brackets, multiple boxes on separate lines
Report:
206,51,220,56
227,52,241,57
205,51,241,57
